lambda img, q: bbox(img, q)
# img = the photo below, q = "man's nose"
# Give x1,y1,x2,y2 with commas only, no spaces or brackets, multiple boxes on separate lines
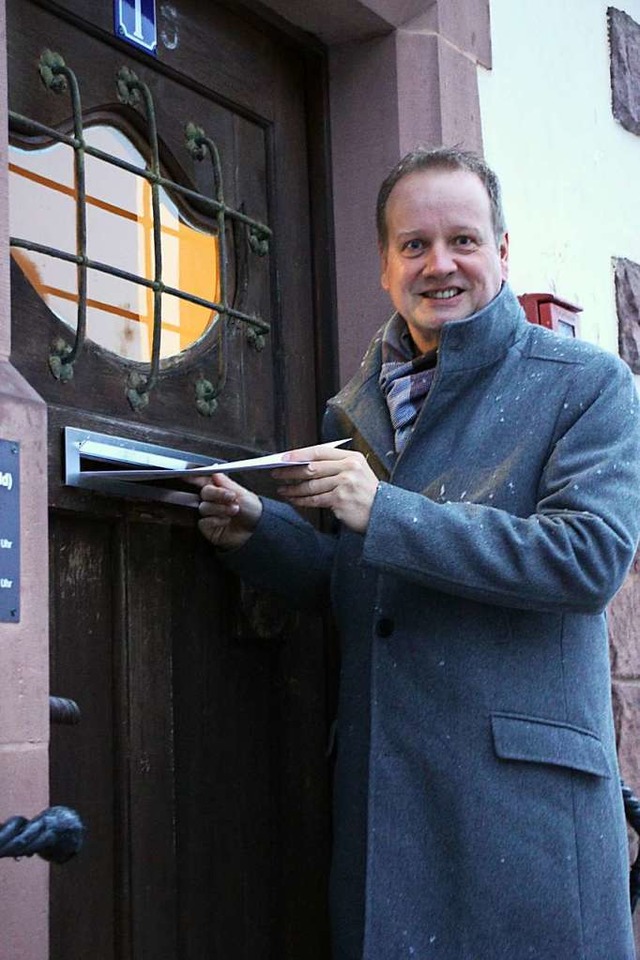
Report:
423,242,455,275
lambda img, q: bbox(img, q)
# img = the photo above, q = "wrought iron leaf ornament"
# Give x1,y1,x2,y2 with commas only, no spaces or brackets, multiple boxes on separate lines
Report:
8,51,272,414
116,65,143,109
39,49,68,95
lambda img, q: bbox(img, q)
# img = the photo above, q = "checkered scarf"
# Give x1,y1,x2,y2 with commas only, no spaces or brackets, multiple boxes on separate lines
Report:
379,314,438,452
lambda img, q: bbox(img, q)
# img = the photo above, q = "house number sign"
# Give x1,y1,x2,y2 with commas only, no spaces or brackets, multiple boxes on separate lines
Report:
114,0,157,55
0,439,20,622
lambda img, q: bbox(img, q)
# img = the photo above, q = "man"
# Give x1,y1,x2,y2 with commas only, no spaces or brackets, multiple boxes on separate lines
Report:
199,148,640,959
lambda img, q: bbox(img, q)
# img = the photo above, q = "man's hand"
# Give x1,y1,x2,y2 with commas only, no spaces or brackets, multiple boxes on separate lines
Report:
198,473,263,550
272,444,378,534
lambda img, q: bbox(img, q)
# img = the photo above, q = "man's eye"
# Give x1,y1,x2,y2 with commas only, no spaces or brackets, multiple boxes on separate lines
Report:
454,235,475,247
403,239,425,254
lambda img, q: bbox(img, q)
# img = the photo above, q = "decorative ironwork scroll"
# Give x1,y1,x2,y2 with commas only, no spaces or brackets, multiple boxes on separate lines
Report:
0,806,85,864
9,50,271,413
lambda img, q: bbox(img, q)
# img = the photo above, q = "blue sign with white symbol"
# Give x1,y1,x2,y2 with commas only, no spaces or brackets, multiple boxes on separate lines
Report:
114,0,157,55
0,439,20,623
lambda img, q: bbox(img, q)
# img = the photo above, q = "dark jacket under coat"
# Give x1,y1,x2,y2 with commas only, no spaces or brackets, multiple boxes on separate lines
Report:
222,284,640,960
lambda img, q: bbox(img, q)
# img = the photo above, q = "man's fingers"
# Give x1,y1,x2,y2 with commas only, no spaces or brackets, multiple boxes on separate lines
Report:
272,454,351,483
272,462,323,483
198,477,240,519
277,475,336,499
200,473,242,501
185,475,211,489
200,487,237,505
196,468,262,549
189,471,241,492
281,442,351,463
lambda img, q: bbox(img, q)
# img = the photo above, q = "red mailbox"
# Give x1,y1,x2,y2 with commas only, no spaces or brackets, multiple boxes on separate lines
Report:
518,292,582,338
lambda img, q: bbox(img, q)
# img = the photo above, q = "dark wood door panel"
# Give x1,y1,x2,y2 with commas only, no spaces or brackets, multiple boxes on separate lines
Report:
125,521,178,959
50,512,180,959
172,529,331,959
173,529,281,958
49,512,119,959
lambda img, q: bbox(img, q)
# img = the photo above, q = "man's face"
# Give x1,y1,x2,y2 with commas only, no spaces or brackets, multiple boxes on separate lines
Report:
380,168,509,354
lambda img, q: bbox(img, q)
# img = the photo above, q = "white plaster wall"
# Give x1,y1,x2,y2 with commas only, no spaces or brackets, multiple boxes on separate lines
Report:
478,0,640,353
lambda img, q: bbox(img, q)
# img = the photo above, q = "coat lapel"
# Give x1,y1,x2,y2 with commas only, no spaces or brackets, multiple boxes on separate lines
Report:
325,328,395,480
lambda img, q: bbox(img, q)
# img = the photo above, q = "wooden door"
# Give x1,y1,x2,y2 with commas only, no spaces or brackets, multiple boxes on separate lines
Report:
7,1,334,957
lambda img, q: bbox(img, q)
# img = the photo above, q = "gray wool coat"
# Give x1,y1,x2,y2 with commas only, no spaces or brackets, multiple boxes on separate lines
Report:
222,284,640,960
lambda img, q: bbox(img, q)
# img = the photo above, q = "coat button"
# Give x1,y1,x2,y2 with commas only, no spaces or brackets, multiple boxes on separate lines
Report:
375,617,395,638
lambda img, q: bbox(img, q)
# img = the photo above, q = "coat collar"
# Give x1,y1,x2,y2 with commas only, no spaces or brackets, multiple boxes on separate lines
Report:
327,284,528,475
431,283,528,373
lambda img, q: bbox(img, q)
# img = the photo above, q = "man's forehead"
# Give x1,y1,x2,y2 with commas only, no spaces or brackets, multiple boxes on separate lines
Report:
385,168,493,226
388,167,489,202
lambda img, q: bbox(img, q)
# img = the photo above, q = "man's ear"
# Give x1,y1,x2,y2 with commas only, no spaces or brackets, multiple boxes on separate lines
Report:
499,232,509,281
380,244,389,291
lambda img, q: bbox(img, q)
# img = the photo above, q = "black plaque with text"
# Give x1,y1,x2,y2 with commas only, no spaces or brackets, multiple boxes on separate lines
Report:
0,439,20,622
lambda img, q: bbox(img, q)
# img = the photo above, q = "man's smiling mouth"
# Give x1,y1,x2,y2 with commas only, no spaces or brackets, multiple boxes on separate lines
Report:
421,288,462,300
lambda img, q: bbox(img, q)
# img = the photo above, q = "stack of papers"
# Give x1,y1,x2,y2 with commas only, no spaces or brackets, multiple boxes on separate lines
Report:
81,439,351,482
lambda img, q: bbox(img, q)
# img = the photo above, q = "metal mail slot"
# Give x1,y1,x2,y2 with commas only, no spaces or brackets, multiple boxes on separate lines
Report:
64,426,217,508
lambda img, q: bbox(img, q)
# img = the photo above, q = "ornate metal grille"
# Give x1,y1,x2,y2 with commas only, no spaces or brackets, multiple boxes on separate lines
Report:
8,50,272,413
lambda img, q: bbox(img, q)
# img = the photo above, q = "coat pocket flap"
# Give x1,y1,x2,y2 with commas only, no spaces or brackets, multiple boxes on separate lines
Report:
491,713,610,778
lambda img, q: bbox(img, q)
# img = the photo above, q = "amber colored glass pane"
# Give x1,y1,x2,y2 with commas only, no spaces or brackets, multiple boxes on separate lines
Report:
9,125,220,362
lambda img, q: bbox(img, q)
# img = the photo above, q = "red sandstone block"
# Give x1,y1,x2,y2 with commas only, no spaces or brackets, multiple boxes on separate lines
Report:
0,743,49,960
609,552,640,678
613,682,640,792
0,741,48,815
